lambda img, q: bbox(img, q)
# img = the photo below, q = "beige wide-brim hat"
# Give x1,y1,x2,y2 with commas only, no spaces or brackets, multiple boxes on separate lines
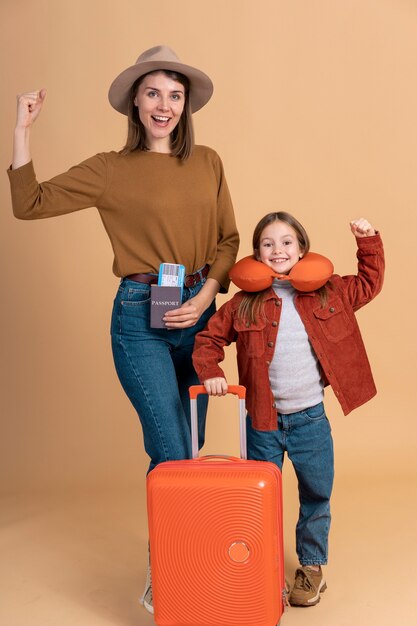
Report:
108,45,214,115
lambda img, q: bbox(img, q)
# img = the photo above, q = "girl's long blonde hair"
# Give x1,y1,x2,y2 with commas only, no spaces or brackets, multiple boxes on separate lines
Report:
237,212,328,324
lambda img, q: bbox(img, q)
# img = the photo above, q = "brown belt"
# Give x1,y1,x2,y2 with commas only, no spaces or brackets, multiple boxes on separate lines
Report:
125,273,158,285
125,264,210,288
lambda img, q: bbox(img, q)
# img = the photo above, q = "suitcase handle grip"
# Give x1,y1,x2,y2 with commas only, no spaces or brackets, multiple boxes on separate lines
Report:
189,384,246,400
198,454,244,463
189,385,247,460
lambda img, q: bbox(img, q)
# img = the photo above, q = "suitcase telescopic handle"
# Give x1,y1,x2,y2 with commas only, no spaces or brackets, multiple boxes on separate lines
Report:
189,385,247,460
189,385,246,399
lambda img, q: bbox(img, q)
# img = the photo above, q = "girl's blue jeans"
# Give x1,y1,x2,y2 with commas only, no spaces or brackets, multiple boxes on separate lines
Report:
111,278,215,473
246,402,334,566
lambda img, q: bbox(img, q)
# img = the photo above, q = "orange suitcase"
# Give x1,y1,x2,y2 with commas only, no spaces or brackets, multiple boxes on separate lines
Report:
147,385,285,626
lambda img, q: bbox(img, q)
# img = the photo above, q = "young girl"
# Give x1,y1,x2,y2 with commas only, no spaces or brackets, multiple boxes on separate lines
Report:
192,212,384,607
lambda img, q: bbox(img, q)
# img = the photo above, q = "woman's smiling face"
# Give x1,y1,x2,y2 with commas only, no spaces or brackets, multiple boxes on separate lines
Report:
134,71,185,151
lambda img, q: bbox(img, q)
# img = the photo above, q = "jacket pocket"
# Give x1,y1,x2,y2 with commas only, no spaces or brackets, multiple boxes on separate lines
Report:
313,296,354,342
233,317,266,357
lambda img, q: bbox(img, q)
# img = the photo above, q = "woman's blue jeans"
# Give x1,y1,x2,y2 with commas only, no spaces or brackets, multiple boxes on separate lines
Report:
246,402,334,566
111,278,215,473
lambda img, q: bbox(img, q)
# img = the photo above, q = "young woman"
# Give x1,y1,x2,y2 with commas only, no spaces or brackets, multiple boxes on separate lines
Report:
8,45,239,613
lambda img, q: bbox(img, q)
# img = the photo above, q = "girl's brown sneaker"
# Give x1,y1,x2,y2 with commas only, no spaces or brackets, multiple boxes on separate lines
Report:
288,566,327,606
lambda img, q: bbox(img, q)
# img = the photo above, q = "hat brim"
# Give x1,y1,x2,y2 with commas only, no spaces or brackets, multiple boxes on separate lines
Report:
108,59,213,115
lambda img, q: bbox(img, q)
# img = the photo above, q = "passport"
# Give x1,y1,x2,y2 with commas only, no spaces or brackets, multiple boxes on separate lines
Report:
150,285,182,328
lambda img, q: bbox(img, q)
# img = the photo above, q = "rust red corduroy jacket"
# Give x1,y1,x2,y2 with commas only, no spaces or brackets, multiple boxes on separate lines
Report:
193,234,384,430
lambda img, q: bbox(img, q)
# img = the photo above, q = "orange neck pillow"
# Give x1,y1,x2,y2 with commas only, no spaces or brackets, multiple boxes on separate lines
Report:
229,252,334,292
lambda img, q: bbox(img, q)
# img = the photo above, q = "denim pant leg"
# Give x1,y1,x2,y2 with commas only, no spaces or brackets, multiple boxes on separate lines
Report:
170,282,216,450
246,414,284,469
171,330,209,451
285,403,334,566
110,279,215,473
246,403,334,566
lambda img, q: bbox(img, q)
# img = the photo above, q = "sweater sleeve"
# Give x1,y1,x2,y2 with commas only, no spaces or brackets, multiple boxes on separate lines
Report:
206,153,239,292
7,154,109,220
192,299,237,382
340,233,385,311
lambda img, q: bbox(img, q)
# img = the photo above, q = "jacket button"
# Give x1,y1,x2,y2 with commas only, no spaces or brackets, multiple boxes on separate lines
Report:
329,307,335,313
272,321,278,327
275,300,281,306
266,360,270,365
267,341,274,347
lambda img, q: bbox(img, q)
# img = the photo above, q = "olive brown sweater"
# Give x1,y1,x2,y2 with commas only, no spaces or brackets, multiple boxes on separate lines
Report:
8,145,239,289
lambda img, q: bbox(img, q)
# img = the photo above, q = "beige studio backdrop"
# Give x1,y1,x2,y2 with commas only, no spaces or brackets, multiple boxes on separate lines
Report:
1,0,415,490
0,1,416,624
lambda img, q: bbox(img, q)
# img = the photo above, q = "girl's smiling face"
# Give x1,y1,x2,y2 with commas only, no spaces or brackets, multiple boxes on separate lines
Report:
134,71,185,151
256,220,303,274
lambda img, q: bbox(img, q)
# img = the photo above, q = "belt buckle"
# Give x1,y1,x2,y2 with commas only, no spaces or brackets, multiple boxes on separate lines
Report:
185,274,197,288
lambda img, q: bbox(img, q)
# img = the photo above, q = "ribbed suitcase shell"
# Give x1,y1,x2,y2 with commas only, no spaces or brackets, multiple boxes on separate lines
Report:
147,386,284,626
